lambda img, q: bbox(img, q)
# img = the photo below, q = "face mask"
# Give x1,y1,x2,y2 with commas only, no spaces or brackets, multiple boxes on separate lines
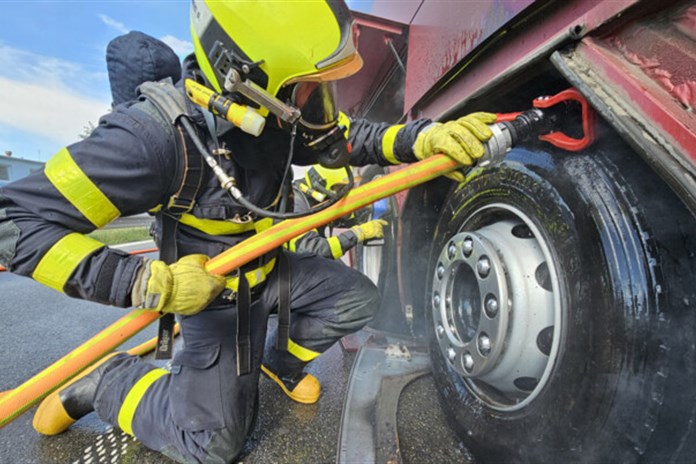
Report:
289,81,350,168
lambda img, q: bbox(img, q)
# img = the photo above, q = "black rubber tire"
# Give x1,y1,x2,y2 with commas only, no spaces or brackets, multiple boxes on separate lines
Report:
426,138,696,463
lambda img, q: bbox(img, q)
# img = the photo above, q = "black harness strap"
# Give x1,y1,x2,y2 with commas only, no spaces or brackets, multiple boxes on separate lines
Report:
236,271,252,375
138,81,204,359
155,212,178,359
275,251,291,352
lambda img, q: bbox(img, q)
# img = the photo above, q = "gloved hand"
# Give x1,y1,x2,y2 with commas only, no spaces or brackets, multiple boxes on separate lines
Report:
131,254,226,316
351,219,389,243
413,112,497,182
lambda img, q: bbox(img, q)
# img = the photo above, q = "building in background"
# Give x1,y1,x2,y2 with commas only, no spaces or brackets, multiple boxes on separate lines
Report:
0,151,44,187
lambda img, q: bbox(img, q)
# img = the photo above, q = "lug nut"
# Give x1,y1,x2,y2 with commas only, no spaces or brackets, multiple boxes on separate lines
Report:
447,347,456,361
436,264,445,279
463,353,474,372
477,257,491,278
447,243,457,260
436,324,445,337
463,238,473,257
484,295,499,318
433,293,441,307
478,333,491,356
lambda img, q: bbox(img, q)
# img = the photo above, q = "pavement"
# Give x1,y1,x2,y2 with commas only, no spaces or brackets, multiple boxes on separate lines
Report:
0,245,469,463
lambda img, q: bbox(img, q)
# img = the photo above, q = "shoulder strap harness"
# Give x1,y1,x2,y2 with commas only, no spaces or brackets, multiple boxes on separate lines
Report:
138,81,204,359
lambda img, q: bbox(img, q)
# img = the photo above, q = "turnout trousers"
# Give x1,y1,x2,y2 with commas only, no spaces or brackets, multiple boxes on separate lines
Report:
91,252,379,464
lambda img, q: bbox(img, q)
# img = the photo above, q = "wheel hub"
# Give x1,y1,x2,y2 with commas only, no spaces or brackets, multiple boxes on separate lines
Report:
432,209,558,410
433,233,510,377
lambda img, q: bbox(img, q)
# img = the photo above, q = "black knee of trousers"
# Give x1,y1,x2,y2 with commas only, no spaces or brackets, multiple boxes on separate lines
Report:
333,272,380,333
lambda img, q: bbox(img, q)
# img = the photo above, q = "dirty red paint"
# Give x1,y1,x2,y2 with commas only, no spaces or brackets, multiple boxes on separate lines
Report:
579,37,696,165
606,3,696,111
404,0,536,113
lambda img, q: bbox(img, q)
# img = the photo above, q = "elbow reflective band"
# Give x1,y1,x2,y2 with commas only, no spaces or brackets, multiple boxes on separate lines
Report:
381,124,404,165
45,148,121,228
224,257,276,292
117,368,168,436
287,338,320,362
179,213,256,235
32,233,104,292
328,236,343,259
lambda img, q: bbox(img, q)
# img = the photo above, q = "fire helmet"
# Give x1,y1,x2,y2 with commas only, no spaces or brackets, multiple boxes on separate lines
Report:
190,0,363,99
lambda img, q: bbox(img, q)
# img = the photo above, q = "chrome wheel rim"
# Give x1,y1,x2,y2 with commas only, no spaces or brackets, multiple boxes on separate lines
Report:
431,204,561,411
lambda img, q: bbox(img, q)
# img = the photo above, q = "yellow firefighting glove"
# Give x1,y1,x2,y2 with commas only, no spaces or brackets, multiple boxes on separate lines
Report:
413,112,497,182
131,254,226,316
351,219,389,243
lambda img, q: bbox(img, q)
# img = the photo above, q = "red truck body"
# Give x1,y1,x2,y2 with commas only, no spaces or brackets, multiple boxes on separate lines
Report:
339,1,696,462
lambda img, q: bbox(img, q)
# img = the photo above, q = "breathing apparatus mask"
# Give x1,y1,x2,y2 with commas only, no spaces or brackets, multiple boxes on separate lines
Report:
183,60,354,219
288,80,350,169
186,61,350,167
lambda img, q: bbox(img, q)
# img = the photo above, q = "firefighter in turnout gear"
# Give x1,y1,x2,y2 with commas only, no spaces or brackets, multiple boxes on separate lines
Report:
0,1,495,462
287,165,388,260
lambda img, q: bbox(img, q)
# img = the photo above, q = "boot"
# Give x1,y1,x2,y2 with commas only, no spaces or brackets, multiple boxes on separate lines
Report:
33,352,129,435
260,364,320,404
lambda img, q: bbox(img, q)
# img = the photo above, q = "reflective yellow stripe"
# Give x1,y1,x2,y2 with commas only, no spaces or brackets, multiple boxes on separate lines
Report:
225,257,276,292
117,368,168,436
286,235,301,252
381,124,404,165
327,236,343,260
45,148,121,228
288,338,320,362
179,213,255,235
32,233,104,292
254,217,274,233
338,111,351,138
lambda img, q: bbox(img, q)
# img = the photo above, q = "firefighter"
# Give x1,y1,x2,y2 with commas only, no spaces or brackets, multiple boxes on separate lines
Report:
287,164,388,260
0,1,495,462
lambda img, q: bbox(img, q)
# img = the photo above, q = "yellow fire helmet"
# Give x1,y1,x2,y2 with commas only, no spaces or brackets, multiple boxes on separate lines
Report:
305,164,352,196
190,0,363,100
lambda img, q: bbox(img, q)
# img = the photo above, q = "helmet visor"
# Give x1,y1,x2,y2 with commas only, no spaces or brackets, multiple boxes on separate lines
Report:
291,81,339,131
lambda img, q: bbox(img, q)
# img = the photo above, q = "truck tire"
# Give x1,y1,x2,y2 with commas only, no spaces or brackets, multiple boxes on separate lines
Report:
426,139,696,463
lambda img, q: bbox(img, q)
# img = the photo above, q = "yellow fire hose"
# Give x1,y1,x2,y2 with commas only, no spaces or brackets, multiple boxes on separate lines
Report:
0,154,460,429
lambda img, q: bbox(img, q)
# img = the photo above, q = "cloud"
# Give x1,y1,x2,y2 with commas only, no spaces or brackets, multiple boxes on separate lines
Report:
0,76,109,147
99,14,129,34
97,14,192,58
0,43,110,149
0,42,108,98
160,34,193,57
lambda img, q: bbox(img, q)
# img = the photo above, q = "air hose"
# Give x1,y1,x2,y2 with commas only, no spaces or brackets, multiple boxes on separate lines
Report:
179,117,354,220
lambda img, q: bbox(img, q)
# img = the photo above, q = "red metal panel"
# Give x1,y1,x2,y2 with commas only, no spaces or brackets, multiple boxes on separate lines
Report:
409,0,640,119
405,0,536,113
575,36,696,167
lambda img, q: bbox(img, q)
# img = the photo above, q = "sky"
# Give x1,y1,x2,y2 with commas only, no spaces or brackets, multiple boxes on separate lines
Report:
0,1,193,162
0,0,372,163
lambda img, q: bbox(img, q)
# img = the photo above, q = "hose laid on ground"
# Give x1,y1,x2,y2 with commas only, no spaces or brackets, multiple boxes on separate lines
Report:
0,154,460,429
